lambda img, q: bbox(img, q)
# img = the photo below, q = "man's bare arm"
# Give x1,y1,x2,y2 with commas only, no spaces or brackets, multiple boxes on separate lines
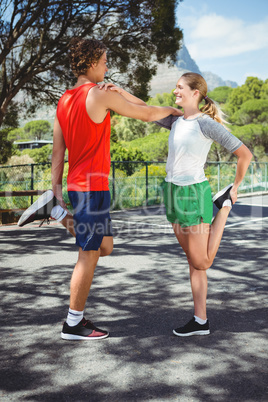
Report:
98,83,146,106
87,86,181,123
51,116,67,207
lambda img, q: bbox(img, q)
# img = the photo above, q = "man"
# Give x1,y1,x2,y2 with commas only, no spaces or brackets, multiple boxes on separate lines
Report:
18,38,182,340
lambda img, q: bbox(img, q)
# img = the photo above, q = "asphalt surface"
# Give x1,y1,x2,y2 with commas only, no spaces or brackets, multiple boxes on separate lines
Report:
0,194,267,401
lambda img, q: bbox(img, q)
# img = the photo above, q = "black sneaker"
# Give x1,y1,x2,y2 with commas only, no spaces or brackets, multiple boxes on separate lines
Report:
173,317,210,337
18,190,57,227
212,184,233,209
61,318,109,340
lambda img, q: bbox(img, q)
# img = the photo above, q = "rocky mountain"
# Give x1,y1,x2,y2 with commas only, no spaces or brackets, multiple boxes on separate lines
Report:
149,43,237,96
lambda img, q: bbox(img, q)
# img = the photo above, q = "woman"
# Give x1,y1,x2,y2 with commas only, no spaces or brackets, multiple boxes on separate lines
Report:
156,72,252,336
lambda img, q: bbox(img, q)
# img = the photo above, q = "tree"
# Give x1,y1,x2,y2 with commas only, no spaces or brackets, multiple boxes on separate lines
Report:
0,0,183,127
260,79,268,99
23,120,52,140
110,142,148,175
207,86,233,104
0,99,20,163
110,126,118,143
0,129,14,164
115,116,148,141
22,144,53,164
5,154,34,181
225,77,264,115
231,124,268,156
148,91,176,106
125,130,169,161
7,127,25,142
231,99,268,125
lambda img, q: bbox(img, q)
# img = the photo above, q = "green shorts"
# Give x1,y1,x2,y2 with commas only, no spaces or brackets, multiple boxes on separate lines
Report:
163,181,213,227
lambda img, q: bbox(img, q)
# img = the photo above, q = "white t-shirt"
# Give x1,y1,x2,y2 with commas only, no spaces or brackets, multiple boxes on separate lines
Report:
155,114,242,186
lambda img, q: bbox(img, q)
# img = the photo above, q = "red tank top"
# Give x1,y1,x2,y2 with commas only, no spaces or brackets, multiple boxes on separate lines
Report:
56,83,111,191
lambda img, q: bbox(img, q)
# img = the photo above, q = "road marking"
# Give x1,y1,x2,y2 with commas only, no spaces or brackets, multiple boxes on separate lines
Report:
113,219,169,228
236,202,268,207
113,216,268,230
225,216,268,228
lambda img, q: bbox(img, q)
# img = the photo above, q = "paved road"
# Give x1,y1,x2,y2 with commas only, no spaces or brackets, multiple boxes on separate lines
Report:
0,195,267,401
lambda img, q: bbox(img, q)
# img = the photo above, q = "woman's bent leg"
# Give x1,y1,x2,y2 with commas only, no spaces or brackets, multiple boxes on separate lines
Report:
172,205,231,270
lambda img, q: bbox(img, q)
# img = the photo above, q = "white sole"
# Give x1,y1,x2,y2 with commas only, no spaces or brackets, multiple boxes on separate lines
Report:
61,332,109,340
212,183,233,202
173,329,210,337
18,190,54,226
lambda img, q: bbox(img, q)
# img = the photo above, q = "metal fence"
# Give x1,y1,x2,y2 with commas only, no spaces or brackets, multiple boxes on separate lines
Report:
0,161,267,211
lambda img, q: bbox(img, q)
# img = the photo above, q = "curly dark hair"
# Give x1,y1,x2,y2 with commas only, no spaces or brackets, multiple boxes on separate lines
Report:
68,38,107,77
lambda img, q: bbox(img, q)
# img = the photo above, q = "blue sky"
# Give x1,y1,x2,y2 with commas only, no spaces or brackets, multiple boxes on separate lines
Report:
176,0,268,85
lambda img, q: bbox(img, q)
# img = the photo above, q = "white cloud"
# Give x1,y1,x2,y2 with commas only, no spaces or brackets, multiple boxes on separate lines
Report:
187,14,268,60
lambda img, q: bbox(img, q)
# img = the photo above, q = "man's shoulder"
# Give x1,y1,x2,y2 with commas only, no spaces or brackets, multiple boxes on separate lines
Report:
86,84,120,109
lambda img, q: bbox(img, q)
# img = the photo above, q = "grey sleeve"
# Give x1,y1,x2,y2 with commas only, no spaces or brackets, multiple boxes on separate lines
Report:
153,115,179,130
198,117,243,152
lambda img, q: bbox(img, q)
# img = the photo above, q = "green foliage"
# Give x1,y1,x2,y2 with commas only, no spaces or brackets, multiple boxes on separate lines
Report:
225,76,264,115
5,155,35,186
0,0,182,126
253,145,266,161
0,99,20,163
207,86,233,104
225,86,253,115
231,99,268,125
244,76,264,98
1,100,20,128
23,120,52,140
132,164,166,178
147,91,176,106
207,142,229,162
22,145,53,165
112,163,166,209
110,126,118,143
7,128,26,142
0,129,15,164
124,131,170,161
114,117,148,141
231,124,268,158
218,76,268,162
110,142,148,175
260,79,268,99
109,167,126,178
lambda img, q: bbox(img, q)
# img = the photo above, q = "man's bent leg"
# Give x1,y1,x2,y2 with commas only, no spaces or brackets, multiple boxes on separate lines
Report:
60,211,76,237
100,236,113,257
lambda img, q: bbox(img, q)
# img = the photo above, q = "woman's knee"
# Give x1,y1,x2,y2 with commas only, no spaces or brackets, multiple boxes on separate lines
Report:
193,263,211,271
188,254,212,271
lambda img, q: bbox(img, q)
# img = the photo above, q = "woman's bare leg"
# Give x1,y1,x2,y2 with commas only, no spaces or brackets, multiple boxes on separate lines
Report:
172,205,231,270
189,261,208,319
171,231,208,320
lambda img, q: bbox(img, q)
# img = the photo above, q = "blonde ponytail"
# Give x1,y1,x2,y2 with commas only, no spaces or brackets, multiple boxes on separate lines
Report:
201,97,227,127
181,72,229,128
